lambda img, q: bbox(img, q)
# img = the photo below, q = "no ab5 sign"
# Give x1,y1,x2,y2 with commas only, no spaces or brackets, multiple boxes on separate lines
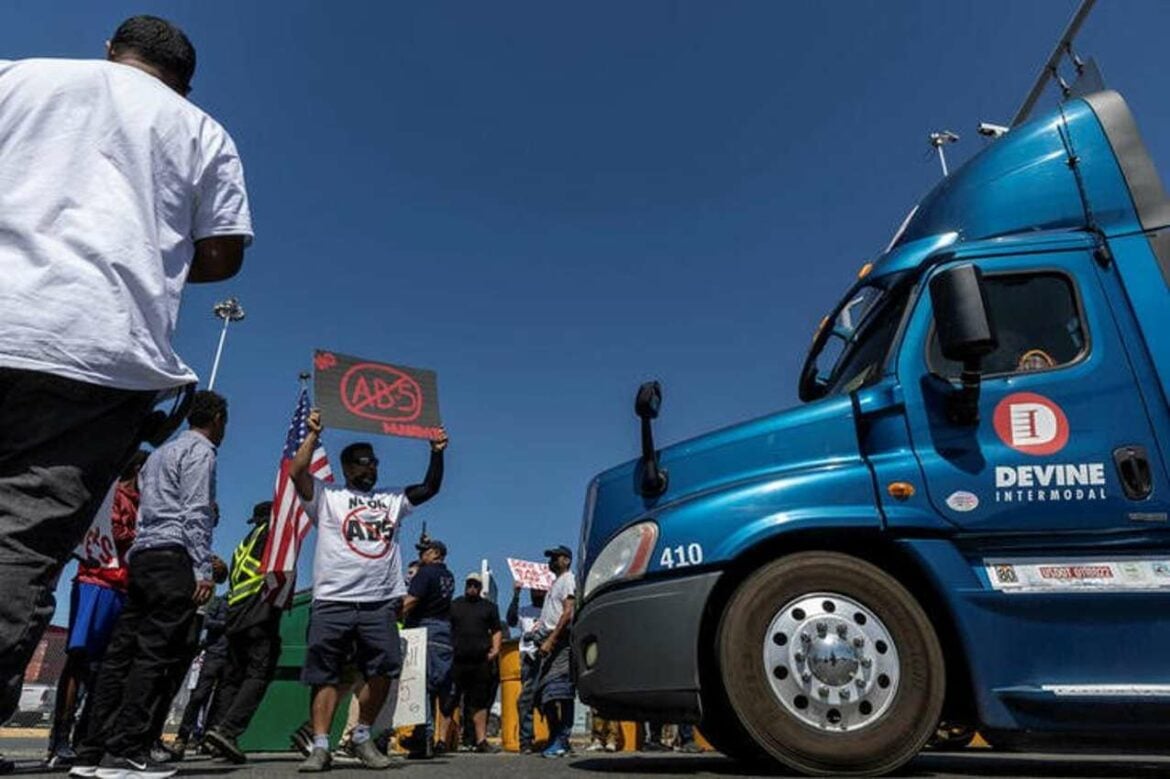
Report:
313,349,443,440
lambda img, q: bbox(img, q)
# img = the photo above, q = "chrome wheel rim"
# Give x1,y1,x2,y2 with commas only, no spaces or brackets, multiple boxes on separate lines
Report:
761,591,900,732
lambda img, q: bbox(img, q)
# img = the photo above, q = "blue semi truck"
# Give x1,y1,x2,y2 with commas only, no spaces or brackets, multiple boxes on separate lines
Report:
571,18,1170,779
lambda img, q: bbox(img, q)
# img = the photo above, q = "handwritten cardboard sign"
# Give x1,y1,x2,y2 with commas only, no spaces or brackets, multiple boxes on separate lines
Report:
507,558,557,591
313,350,442,440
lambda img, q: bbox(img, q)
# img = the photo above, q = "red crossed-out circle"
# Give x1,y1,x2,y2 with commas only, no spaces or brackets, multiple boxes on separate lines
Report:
340,505,394,560
992,392,1069,456
340,363,423,423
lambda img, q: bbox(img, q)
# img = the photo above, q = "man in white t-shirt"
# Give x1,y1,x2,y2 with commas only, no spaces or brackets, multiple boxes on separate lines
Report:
290,409,448,772
0,15,252,745
535,545,576,759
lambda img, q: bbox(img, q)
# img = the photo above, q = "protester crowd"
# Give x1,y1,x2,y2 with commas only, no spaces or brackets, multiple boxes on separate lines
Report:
0,13,595,778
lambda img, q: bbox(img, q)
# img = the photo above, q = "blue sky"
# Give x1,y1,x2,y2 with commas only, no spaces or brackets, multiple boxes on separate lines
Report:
6,1,1170,620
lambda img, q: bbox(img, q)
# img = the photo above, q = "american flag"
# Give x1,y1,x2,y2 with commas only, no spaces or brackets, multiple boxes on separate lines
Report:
259,387,332,608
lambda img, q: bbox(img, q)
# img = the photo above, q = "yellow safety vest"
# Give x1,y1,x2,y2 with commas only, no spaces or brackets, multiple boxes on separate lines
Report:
227,523,267,606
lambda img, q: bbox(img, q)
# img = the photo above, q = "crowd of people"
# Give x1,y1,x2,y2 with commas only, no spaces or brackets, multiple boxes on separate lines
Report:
0,12,649,778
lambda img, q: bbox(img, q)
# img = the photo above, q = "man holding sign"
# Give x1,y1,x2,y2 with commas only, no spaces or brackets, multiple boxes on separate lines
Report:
290,409,447,773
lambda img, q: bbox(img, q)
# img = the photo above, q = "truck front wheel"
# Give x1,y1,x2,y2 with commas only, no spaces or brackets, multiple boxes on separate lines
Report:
717,551,945,776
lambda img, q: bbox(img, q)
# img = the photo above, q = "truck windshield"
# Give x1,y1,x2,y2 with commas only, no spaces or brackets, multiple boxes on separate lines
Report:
804,279,911,398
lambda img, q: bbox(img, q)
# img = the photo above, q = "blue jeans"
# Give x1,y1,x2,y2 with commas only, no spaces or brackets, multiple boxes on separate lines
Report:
543,698,574,747
516,652,539,747
419,618,453,742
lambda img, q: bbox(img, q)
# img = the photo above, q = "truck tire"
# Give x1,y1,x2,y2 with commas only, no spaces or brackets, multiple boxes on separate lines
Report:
717,551,945,776
698,706,768,764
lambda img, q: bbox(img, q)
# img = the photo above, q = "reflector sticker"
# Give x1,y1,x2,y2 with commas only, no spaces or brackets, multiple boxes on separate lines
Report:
984,557,1170,593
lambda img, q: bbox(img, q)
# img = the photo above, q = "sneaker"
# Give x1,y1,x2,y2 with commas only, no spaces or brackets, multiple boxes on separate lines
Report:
352,739,393,769
641,740,670,752
541,742,568,759
290,723,314,757
203,729,246,764
585,739,605,752
677,740,702,753
298,747,332,773
474,740,500,754
48,744,79,768
519,743,534,755
433,741,449,756
333,737,356,760
605,742,618,752
68,753,101,777
96,753,177,779
406,739,433,760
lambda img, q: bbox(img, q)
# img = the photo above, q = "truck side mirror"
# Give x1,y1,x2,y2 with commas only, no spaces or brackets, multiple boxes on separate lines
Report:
635,381,662,421
634,381,668,498
929,264,998,425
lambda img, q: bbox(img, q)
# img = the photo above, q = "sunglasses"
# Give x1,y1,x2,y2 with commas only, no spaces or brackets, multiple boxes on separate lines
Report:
351,456,379,467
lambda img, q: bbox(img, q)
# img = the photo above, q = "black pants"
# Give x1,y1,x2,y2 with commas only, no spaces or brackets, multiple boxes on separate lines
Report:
149,613,203,742
208,615,282,738
0,368,153,722
78,548,197,760
177,649,227,741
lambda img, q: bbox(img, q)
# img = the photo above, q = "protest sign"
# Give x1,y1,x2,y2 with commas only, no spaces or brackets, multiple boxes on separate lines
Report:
507,558,556,591
313,350,442,440
74,481,119,569
393,627,427,727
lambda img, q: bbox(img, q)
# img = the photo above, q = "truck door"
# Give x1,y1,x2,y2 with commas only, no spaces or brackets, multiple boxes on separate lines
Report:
898,249,1170,534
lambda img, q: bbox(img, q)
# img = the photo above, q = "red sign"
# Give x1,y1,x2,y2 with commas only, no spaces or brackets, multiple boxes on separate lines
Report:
314,350,442,440
993,392,1069,456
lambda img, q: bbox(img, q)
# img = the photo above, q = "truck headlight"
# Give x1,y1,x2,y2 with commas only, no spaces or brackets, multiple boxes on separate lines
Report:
583,521,658,600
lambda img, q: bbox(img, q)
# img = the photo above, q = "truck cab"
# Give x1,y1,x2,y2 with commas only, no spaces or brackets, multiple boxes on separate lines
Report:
571,90,1170,776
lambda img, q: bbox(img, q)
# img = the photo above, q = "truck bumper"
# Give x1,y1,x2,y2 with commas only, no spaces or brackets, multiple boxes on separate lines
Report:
572,570,721,722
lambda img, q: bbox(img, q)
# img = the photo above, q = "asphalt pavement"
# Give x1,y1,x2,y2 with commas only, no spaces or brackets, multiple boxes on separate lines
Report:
4,735,1170,779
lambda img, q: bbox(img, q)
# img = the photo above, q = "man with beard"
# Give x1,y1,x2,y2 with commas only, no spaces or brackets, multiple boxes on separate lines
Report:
535,546,576,759
442,573,502,753
291,409,447,772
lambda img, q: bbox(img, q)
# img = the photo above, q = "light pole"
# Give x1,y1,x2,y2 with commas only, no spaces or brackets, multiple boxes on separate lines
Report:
929,130,960,177
208,297,245,390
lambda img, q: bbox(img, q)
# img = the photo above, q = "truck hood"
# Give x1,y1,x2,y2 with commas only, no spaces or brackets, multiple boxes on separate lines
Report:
580,394,865,568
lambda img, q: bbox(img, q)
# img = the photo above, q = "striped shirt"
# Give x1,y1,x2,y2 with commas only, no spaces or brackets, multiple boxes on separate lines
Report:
129,429,218,579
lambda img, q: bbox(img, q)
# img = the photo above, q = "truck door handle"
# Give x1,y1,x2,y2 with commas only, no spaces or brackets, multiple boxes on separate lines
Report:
1113,445,1152,501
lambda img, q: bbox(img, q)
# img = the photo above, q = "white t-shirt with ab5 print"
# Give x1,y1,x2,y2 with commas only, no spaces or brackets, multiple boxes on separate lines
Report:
305,478,412,602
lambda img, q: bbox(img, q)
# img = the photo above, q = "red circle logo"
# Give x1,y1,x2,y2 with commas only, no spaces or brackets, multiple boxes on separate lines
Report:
992,392,1069,456
340,505,394,559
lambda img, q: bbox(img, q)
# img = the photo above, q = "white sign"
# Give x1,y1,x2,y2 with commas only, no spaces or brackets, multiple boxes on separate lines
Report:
986,557,1170,593
394,627,427,727
507,558,556,591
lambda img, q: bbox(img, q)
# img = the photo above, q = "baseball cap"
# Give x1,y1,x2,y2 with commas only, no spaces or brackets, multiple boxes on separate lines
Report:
420,539,447,557
543,545,573,560
248,501,273,525
465,572,483,585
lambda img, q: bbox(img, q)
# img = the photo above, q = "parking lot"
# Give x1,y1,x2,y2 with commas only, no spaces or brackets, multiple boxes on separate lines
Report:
5,730,1170,778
